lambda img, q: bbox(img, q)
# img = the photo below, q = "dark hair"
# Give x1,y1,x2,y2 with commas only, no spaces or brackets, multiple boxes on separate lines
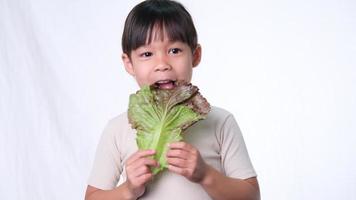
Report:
122,0,198,56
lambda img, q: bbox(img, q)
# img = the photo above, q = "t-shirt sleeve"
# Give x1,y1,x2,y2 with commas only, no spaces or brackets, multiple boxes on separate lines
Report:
87,119,122,190
220,114,257,179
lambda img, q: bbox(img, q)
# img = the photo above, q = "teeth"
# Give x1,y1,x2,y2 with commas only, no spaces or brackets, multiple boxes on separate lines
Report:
154,80,176,89
155,80,174,84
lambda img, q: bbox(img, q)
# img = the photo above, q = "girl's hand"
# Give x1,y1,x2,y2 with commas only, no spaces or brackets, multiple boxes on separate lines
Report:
166,142,207,183
125,150,158,199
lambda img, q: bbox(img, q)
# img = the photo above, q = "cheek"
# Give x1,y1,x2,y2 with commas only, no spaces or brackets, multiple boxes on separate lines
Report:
176,62,193,80
131,66,151,86
135,72,150,85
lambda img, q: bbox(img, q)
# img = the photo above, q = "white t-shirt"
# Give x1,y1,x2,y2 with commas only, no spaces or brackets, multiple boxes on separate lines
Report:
88,106,257,200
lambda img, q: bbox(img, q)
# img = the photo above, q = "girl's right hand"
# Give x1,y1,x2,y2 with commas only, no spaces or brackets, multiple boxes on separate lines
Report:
124,149,158,199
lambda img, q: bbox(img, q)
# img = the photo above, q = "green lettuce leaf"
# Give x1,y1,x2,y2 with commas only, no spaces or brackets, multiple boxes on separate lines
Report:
128,82,210,174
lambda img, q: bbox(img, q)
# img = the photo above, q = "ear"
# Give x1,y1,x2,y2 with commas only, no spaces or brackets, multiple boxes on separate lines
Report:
192,44,202,68
122,53,135,76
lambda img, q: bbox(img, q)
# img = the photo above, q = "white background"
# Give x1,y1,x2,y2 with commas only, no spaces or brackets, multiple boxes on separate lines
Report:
1,0,355,199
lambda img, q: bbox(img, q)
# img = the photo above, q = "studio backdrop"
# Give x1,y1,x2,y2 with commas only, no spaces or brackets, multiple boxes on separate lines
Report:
1,0,355,199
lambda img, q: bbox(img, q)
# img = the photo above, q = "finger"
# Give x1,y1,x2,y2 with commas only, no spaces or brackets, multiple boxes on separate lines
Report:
129,165,152,178
128,171,153,188
169,142,200,159
126,149,156,166
134,173,153,186
126,149,156,165
167,157,190,168
168,142,192,150
166,149,189,159
169,142,197,154
135,157,159,169
167,164,190,177
126,157,159,172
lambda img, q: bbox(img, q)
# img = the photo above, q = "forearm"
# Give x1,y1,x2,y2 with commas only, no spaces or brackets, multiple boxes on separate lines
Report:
85,182,137,200
200,166,260,200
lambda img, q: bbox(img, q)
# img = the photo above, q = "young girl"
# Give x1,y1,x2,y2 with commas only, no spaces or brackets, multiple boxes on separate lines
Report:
85,1,260,199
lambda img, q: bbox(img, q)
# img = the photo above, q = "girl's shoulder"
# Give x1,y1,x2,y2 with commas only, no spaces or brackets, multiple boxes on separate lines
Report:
206,106,235,122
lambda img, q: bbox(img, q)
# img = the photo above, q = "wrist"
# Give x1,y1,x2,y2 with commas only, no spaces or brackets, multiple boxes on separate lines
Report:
120,182,138,200
199,165,215,187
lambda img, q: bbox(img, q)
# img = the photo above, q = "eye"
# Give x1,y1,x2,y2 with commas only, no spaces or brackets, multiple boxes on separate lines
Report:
140,52,153,57
168,48,182,54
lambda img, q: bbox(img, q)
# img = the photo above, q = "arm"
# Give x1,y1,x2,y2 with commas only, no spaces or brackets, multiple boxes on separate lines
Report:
201,165,260,200
167,142,260,200
85,183,136,200
85,150,158,200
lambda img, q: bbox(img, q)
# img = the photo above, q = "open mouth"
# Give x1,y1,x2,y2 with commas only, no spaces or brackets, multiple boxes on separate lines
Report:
154,80,176,89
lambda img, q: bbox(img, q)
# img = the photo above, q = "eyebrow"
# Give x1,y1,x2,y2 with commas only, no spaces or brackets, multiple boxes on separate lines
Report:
139,40,185,48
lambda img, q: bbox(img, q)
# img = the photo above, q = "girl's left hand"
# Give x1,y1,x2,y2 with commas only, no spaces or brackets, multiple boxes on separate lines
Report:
166,142,207,183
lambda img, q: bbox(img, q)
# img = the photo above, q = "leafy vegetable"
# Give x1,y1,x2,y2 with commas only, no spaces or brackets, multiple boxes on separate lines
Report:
128,81,210,174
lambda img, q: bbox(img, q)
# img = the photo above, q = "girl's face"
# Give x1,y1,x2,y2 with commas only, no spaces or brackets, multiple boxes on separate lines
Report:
122,29,201,89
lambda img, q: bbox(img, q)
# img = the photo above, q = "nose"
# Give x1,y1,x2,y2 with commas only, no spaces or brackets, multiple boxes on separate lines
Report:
154,55,172,72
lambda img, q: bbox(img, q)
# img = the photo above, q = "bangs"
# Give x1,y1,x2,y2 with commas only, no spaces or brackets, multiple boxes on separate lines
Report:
133,19,192,47
122,0,197,55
